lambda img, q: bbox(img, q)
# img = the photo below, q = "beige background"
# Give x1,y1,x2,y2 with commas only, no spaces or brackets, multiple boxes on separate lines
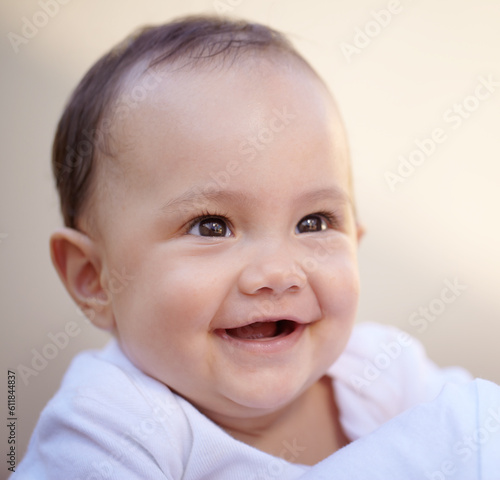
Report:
1,0,499,474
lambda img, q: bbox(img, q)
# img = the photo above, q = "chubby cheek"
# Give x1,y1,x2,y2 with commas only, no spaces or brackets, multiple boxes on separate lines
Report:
308,243,360,358
111,249,234,382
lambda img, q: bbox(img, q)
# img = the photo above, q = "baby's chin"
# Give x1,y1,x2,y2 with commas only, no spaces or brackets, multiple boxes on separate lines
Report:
209,368,327,420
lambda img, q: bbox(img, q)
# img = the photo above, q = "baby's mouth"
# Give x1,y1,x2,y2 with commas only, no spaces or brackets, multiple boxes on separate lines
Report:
222,320,297,341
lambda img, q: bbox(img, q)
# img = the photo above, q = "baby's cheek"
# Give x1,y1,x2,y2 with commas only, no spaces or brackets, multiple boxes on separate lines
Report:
153,257,231,326
310,250,360,314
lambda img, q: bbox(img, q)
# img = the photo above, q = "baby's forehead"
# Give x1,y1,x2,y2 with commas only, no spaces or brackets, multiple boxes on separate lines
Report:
110,55,338,140
113,84,337,186
116,61,344,157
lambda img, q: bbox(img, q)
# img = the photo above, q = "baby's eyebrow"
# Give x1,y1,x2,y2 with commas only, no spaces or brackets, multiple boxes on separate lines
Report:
159,186,351,216
298,187,351,208
159,189,254,215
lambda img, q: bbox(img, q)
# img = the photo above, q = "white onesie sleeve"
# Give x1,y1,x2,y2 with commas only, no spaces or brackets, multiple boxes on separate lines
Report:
13,347,191,479
297,378,500,480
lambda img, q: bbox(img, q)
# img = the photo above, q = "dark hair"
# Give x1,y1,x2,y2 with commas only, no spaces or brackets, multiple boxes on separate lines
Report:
52,15,319,229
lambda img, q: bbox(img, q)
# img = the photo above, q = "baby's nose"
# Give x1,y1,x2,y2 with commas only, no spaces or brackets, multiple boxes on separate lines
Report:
237,246,307,296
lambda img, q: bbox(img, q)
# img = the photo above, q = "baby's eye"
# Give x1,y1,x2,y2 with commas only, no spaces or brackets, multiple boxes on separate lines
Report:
295,214,329,234
188,216,232,237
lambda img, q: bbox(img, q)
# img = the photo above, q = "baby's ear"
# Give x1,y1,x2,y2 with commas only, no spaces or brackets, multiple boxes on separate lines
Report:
50,227,115,331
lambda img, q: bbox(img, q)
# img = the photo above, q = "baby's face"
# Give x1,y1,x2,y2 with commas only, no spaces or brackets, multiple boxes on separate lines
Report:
95,60,361,421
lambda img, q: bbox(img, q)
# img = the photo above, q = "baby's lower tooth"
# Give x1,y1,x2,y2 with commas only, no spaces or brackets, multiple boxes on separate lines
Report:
248,332,265,340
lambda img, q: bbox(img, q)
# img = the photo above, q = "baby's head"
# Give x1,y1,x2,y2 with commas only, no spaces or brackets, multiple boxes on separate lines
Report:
50,16,363,423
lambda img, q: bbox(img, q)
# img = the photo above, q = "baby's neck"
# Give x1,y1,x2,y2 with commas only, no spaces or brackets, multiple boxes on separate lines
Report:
217,376,349,466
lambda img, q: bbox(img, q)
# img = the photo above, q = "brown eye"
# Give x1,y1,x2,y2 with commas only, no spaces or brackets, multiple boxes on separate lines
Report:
296,215,327,233
189,217,230,237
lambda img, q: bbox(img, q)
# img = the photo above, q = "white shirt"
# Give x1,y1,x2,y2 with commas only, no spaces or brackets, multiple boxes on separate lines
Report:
15,322,495,480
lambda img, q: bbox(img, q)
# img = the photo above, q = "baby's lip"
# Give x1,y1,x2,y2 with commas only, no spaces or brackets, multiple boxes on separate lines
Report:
213,315,311,351
216,315,310,331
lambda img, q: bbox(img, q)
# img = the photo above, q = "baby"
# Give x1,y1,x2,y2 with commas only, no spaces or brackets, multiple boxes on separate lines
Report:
14,15,500,479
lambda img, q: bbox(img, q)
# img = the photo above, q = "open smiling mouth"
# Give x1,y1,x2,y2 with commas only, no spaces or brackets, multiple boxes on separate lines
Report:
221,320,298,341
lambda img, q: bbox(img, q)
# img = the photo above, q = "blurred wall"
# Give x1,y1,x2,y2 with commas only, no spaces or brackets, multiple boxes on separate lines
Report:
1,0,499,475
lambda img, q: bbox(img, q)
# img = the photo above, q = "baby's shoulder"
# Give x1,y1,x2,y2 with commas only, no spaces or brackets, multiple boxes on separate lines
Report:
329,322,472,439
15,340,189,479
